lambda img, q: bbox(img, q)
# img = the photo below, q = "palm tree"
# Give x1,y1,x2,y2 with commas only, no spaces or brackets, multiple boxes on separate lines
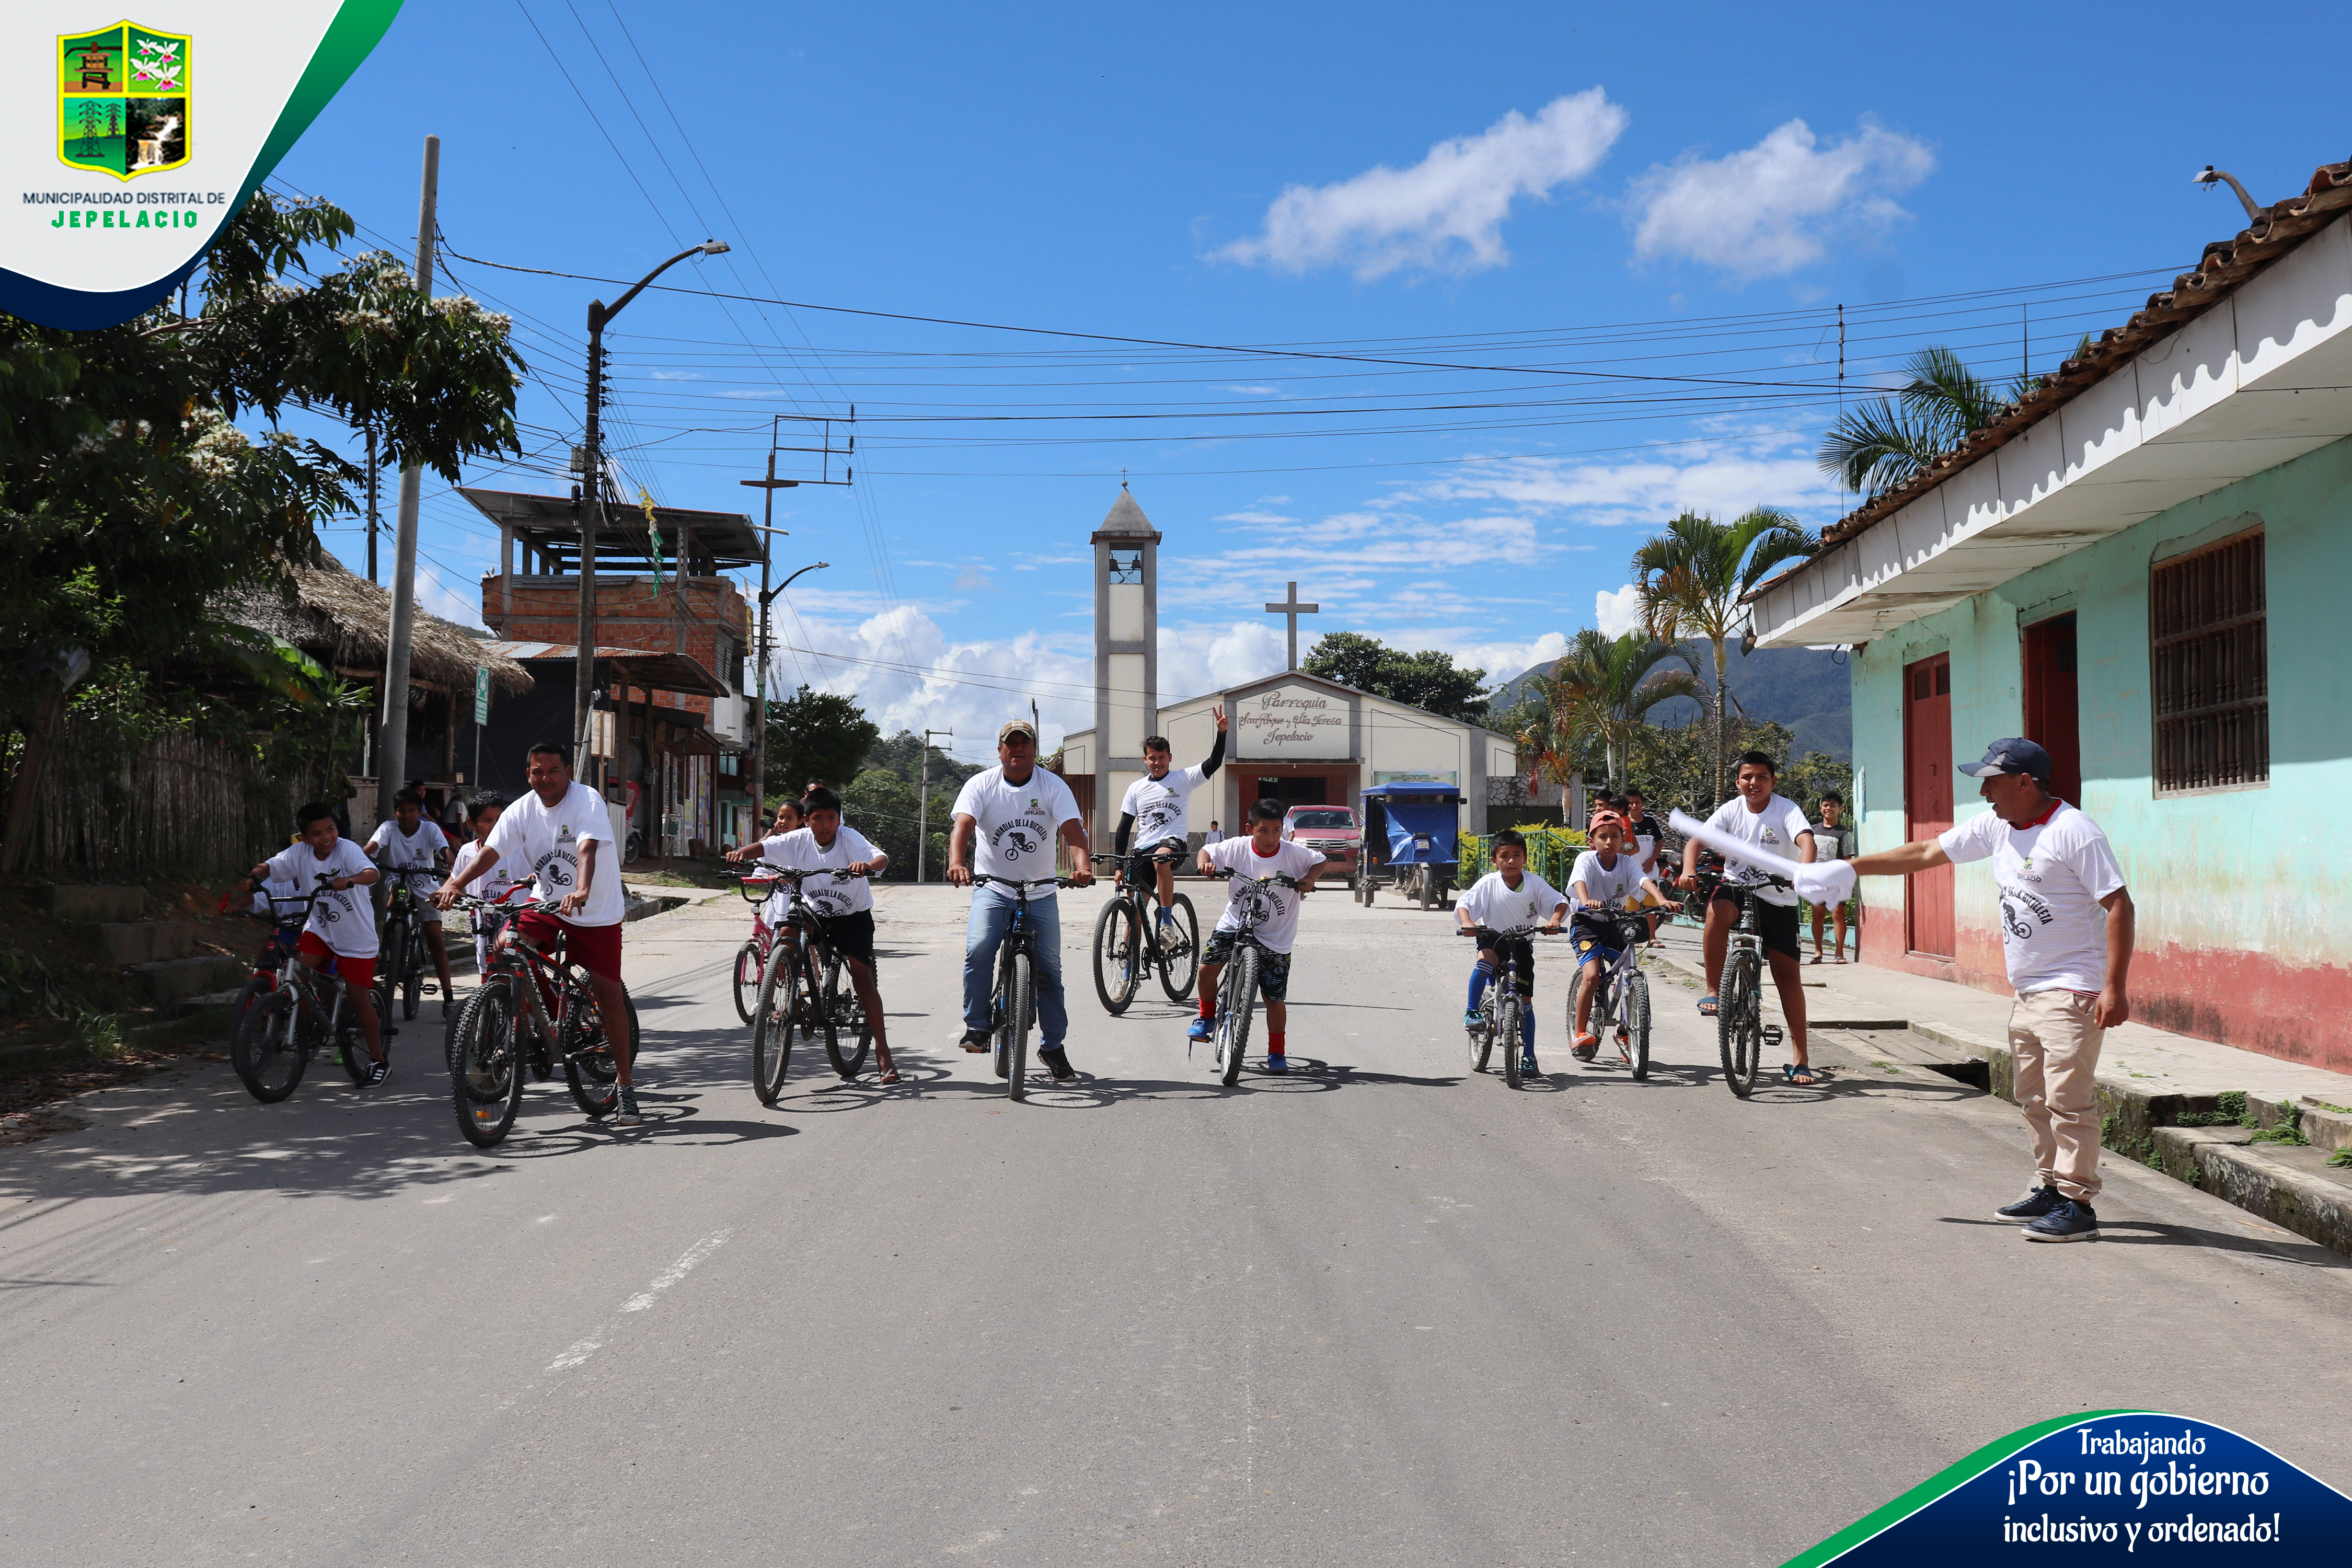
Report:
1631,508,1817,806
1540,629,1707,797
1818,340,2098,498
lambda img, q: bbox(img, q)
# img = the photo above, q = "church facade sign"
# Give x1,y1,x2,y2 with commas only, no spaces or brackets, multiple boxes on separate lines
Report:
1235,683,1351,760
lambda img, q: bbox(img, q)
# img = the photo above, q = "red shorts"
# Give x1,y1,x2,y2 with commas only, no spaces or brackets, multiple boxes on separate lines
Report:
515,910,624,982
294,931,376,993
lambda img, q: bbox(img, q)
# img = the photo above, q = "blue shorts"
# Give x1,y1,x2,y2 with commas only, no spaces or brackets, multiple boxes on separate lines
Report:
1571,915,1623,967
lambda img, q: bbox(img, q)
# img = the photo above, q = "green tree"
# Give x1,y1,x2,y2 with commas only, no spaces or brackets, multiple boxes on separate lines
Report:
1631,717,1796,821
1534,629,1707,798
0,191,524,871
843,767,921,880
1816,339,2096,498
1631,509,1816,810
864,728,981,792
1301,631,1489,723
763,686,881,800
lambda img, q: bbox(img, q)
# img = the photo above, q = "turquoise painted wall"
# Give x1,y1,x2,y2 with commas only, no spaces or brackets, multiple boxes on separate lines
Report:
1849,434,2352,1065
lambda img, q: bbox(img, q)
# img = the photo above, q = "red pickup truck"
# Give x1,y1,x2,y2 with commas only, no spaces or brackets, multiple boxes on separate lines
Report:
1281,804,1362,877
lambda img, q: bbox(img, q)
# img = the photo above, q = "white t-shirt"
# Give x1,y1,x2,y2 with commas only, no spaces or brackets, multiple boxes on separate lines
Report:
1567,850,1647,911
250,849,305,919
483,781,625,928
367,818,449,884
1205,838,1322,955
1121,765,1208,847
759,825,882,919
953,766,1080,895
1940,801,2126,995
1703,793,1814,907
261,838,378,958
1623,814,1661,871
1202,828,1224,846
455,834,522,904
1810,821,1853,862
1458,869,1567,932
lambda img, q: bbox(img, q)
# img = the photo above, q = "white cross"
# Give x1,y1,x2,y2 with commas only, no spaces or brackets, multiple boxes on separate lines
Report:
1264,581,1319,672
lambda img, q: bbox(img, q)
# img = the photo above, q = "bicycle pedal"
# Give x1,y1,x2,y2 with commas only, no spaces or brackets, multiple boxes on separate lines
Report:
1762,1025,1785,1046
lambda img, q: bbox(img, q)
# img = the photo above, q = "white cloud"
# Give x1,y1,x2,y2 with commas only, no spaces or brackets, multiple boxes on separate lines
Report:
1630,117,1932,278
1158,620,1290,704
1217,89,1628,280
417,566,486,631
1595,583,1645,638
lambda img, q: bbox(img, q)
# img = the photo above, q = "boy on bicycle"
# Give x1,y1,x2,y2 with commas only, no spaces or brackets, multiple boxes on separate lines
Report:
367,787,455,1014
227,802,388,1084
447,791,520,982
1566,813,1662,1062
1192,797,1326,1073
1456,829,1569,1077
1676,751,1819,1086
750,786,898,1084
1114,707,1226,936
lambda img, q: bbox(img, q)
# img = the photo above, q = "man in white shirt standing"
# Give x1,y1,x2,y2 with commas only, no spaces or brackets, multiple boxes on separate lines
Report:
1676,751,1820,1086
436,740,641,1125
948,720,1094,1081
1850,739,2134,1242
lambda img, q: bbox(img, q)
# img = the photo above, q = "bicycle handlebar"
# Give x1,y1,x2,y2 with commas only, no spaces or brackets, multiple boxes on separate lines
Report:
1208,869,1304,889
970,873,1077,890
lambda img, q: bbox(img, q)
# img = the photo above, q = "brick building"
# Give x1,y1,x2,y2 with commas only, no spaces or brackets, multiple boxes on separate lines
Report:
462,488,762,855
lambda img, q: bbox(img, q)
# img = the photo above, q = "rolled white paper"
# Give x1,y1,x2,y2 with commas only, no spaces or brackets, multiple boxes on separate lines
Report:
1667,808,1858,908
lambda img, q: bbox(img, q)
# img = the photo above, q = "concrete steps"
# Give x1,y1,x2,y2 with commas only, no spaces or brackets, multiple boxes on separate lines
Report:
48,884,144,922
129,955,246,1004
68,920,194,966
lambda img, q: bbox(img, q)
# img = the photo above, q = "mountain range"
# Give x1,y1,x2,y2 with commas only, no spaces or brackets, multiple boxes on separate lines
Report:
1488,641,1852,763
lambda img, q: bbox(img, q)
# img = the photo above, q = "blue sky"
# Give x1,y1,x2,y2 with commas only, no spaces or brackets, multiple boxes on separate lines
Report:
269,1,2352,760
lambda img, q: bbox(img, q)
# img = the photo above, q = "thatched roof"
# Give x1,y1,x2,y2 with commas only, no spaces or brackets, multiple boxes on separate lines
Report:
225,553,532,696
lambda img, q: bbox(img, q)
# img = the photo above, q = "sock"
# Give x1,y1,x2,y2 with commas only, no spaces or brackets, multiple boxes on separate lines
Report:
1466,960,1494,1013
1522,1011,1537,1053
1268,1031,1285,1056
1199,991,1216,1019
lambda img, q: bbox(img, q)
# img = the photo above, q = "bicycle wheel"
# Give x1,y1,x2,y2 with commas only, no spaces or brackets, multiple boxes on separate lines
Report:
731,940,763,1025
822,953,871,1077
230,989,308,1102
401,928,423,1021
1500,989,1524,1089
751,941,801,1105
372,915,400,1026
451,982,526,1147
1624,970,1652,1082
1719,949,1762,1099
1001,951,1033,1101
230,969,275,1039
1215,946,1256,1086
1468,994,1495,1074
1092,898,1142,1015
562,977,628,1119
1156,894,1201,1002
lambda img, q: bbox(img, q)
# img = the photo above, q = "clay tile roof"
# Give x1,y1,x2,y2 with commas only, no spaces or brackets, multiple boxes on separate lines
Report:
1816,157,2352,550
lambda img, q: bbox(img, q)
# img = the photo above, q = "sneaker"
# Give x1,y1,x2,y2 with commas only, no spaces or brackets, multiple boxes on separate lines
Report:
360,1057,391,1088
1040,1047,1077,1082
1571,1033,1599,1062
2022,1199,2099,1242
613,1087,642,1126
1520,1052,1540,1077
1263,1053,1288,1075
958,1029,991,1053
1186,1015,1216,1043
1462,1010,1485,1031
1995,1185,2064,1224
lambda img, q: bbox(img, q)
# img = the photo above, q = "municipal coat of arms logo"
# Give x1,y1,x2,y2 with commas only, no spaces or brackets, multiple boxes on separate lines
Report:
58,21,191,179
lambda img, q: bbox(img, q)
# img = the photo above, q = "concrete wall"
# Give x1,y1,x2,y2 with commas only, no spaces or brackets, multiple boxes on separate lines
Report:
1851,433,2352,1073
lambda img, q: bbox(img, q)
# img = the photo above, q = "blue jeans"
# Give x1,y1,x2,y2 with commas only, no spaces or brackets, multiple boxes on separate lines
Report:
963,885,1068,1048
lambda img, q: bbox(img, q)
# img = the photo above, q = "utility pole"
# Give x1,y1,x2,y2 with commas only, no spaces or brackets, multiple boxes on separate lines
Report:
364,425,379,584
917,727,951,883
739,425,800,825
376,134,437,829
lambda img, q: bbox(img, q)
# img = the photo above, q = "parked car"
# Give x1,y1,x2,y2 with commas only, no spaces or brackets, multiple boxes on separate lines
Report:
1282,804,1362,877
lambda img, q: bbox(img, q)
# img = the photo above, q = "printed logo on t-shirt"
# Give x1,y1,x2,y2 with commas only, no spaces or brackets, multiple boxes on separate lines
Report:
1760,827,1781,845
993,823,1043,860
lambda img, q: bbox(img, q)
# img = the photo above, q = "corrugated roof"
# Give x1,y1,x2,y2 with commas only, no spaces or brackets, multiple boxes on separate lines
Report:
479,640,730,698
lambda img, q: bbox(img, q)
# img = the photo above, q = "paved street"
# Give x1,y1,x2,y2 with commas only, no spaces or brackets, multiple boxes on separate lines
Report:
3,884,2348,1566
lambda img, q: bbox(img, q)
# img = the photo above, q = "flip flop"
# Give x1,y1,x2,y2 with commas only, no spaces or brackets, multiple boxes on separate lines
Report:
1782,1062,1823,1086
1697,994,1719,1017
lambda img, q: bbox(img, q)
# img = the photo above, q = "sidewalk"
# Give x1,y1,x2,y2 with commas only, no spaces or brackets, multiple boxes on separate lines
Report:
1643,921,2352,1255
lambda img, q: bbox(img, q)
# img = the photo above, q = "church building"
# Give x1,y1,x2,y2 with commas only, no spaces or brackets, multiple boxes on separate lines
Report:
1055,489,1516,844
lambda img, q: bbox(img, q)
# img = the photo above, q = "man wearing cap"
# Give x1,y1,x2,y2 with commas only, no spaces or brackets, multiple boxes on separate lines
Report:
1848,739,2134,1242
947,719,1094,1081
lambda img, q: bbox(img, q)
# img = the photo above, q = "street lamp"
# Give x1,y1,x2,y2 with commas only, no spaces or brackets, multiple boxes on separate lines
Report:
573,239,730,777
743,559,829,813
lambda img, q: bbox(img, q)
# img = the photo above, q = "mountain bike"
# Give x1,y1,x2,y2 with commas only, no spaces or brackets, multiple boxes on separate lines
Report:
1571,906,1653,1081
443,892,641,1146
732,868,781,1024
1461,925,1561,1089
375,868,437,1022
975,874,1075,1101
746,864,875,1103
1091,848,1200,1013
1201,868,1301,1086
217,894,303,1037
1711,875,1790,1099
228,877,377,1102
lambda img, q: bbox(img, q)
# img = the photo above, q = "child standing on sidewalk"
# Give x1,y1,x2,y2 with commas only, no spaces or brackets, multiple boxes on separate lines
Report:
1456,829,1569,1076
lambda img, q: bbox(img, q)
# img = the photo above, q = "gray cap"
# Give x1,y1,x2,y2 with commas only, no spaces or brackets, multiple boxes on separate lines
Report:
997,719,1038,745
1957,737,2053,780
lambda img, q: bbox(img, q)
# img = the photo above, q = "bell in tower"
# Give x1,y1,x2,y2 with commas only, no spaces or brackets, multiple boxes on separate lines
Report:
1092,487,1160,845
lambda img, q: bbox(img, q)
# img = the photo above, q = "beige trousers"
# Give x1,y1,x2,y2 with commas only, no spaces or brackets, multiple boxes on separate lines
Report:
2008,990,2105,1202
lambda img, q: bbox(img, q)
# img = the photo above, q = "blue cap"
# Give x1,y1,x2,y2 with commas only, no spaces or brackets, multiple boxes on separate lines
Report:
1957,737,2053,780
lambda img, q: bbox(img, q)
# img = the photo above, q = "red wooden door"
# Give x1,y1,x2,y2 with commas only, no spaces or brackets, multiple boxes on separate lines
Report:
1904,654,1955,959
2022,613,2082,804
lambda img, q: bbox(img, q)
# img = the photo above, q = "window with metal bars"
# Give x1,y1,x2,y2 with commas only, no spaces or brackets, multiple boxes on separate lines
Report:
2150,527,2267,793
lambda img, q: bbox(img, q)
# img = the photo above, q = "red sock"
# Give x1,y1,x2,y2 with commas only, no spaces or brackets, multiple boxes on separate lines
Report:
1199,992,1215,1019
1269,1031,1286,1055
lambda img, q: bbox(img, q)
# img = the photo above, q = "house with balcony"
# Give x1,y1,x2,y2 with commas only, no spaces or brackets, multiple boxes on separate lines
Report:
460,488,763,855
1748,157,2352,1074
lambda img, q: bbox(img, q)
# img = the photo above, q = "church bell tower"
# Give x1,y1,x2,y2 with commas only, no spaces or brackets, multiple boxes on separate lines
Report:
1092,487,1160,844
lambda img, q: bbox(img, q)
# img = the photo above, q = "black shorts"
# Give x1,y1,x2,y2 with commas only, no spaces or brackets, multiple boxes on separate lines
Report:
820,909,878,971
1711,886,1801,961
1125,838,1187,887
1472,927,1537,996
